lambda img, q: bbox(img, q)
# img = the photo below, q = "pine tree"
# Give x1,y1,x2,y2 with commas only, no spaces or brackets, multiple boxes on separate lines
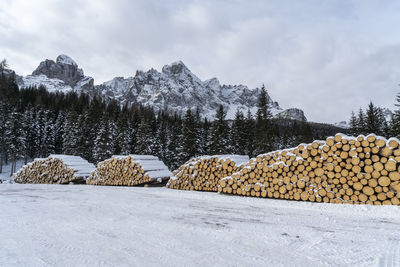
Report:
166,115,184,169
41,110,56,157
198,118,211,155
114,107,131,155
365,102,384,135
92,117,113,163
136,120,155,155
210,105,230,154
391,92,400,138
245,109,255,156
4,109,26,175
231,108,247,154
182,109,198,161
348,111,358,136
356,108,366,135
0,59,9,73
63,110,81,155
300,119,313,144
155,113,168,162
22,107,37,163
54,111,65,154
254,85,273,155
83,96,103,161
0,101,7,173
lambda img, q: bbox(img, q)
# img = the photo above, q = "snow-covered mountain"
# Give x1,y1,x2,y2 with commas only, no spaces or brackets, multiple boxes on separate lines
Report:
17,55,94,93
16,55,306,120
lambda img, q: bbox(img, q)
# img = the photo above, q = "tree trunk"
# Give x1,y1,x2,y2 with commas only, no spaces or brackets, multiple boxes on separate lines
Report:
0,154,3,174
10,159,15,177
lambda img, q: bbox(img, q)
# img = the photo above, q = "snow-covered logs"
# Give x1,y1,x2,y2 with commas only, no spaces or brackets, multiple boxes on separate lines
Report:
13,154,95,184
86,155,172,186
167,155,249,191
219,134,400,205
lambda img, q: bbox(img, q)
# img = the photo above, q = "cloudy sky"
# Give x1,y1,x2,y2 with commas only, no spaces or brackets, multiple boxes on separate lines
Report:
0,0,399,123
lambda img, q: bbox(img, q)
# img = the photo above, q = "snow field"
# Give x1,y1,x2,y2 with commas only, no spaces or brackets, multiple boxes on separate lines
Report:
1,184,400,266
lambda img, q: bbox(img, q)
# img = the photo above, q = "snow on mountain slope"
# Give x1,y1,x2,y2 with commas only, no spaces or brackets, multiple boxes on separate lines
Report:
17,54,93,94
94,60,292,120
16,55,306,120
19,74,73,93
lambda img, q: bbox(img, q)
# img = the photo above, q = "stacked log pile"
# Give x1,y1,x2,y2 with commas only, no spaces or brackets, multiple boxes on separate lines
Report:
167,155,249,191
13,154,95,184
219,134,400,205
86,155,172,186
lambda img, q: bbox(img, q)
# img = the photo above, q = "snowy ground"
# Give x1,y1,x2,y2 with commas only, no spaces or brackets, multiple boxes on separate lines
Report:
1,185,400,267
0,161,25,183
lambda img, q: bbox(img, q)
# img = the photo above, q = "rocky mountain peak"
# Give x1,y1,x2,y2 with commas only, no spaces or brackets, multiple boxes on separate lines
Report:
275,108,307,121
32,54,85,87
56,54,78,66
17,56,308,121
162,60,190,75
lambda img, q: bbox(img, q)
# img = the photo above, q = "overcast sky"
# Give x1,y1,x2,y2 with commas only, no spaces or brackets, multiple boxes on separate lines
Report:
1,0,399,123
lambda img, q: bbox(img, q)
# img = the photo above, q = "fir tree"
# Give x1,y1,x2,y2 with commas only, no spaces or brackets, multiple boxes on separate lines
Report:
0,59,9,73
63,110,81,155
22,107,37,163
198,118,211,155
210,105,230,154
92,117,113,163
0,101,7,173
300,119,313,144
391,92,400,138
54,111,65,154
136,120,155,155
182,109,198,161
245,109,255,156
365,102,384,135
254,85,273,154
231,108,247,154
356,108,366,135
166,115,184,169
4,109,26,175
348,111,358,136
156,113,169,162
40,110,56,157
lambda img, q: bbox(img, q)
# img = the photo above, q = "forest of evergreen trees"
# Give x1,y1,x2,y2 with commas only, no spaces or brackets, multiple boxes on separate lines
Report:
348,100,399,138
1,66,398,175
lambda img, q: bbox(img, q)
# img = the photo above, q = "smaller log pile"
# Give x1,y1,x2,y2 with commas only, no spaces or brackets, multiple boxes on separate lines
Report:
86,155,172,186
13,154,95,184
219,134,400,206
167,155,249,191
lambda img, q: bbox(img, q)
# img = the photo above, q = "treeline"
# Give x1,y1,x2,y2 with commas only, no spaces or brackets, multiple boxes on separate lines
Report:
348,100,399,138
1,70,342,175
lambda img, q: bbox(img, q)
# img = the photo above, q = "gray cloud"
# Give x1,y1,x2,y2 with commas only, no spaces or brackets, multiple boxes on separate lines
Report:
0,0,399,123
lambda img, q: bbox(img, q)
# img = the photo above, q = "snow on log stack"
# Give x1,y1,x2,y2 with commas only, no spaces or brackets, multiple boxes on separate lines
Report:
219,134,400,205
86,155,172,186
13,154,95,184
167,155,249,191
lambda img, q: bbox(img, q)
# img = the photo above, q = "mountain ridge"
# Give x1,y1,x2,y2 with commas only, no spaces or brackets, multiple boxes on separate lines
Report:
16,55,306,121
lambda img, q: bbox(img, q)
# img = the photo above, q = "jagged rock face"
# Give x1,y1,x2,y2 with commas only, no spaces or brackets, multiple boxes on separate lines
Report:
274,108,307,121
17,55,307,121
32,55,85,87
18,55,94,93
95,61,283,120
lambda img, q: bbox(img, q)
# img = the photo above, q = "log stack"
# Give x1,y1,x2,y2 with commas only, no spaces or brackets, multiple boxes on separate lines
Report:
167,155,249,191
86,155,172,186
13,154,95,184
219,134,400,205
